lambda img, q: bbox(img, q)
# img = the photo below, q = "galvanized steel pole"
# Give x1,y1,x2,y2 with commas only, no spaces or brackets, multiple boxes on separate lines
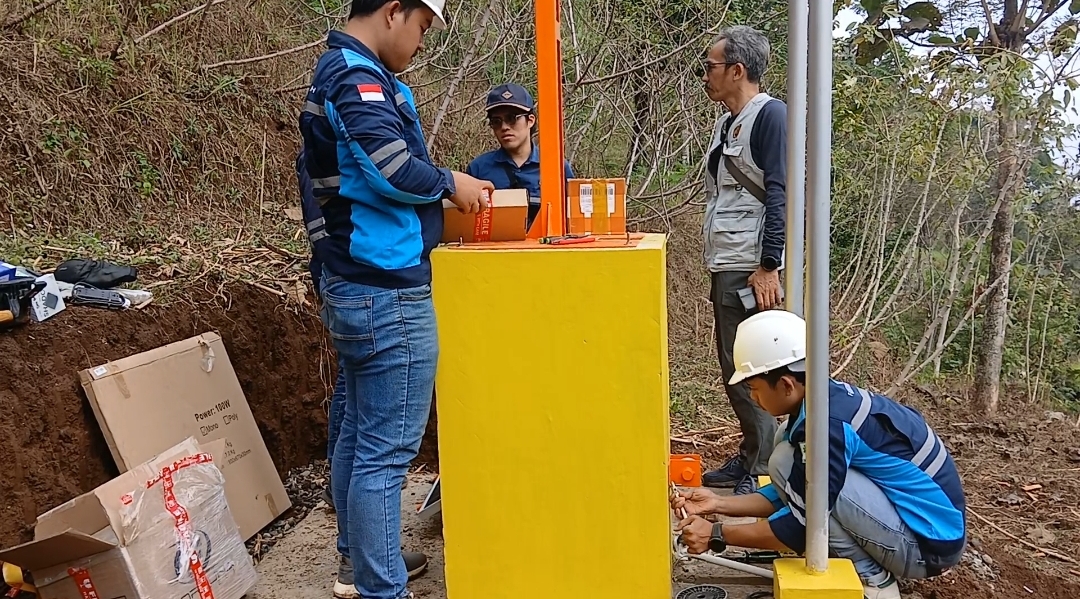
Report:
803,0,834,575
785,0,808,318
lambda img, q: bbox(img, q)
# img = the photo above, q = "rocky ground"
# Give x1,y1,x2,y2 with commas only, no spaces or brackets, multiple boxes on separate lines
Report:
245,473,776,599
240,395,1080,599
244,467,1060,599
247,472,448,599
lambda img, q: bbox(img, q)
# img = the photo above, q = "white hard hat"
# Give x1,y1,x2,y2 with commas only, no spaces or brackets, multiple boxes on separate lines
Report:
421,0,447,30
729,310,808,386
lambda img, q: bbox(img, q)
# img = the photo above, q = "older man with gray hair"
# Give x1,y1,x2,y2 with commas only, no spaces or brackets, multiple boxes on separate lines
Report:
699,25,788,496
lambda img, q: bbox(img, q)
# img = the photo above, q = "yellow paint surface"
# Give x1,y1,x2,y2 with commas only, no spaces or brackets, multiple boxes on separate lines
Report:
431,234,672,599
773,558,864,599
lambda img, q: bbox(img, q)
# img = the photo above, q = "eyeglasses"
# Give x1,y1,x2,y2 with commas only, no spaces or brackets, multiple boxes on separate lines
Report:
697,60,741,79
703,60,740,72
487,114,528,128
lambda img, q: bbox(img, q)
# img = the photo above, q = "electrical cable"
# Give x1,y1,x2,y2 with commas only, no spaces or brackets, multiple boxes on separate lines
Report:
686,552,775,579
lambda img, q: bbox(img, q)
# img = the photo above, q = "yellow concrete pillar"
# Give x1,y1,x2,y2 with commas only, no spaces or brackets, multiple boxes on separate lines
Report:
431,234,671,599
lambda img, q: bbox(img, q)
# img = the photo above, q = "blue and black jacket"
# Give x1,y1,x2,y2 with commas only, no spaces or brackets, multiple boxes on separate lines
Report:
296,150,330,295
759,380,967,576
298,32,455,289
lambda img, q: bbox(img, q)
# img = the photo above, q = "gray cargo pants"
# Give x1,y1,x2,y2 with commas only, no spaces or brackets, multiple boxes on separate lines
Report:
710,270,778,476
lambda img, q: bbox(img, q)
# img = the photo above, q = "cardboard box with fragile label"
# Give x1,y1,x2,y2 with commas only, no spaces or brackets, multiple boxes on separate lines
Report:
79,332,290,540
441,189,529,243
0,437,258,599
568,178,627,235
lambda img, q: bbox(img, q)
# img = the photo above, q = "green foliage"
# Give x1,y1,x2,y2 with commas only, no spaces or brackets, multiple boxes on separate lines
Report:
4,0,1080,418
901,1,942,24
128,151,160,198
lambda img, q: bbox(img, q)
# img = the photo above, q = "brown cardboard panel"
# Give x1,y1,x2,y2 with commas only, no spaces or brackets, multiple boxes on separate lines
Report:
34,493,111,541
441,189,529,243
79,332,290,540
0,531,114,572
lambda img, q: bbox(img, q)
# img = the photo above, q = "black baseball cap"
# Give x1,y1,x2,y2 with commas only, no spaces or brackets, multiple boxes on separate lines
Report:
486,83,534,113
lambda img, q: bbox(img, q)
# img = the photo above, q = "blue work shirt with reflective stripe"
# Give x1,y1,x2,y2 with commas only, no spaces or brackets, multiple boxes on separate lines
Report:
757,379,966,575
467,145,574,228
465,144,574,205
298,32,454,289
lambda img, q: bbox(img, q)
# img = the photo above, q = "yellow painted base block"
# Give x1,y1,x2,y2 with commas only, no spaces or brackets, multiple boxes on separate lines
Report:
773,558,864,599
431,234,671,599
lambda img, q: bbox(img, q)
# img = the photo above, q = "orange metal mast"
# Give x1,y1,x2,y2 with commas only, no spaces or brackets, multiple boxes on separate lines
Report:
531,0,567,238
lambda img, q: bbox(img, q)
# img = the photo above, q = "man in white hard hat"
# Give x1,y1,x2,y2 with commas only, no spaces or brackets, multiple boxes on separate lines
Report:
298,1,493,598
671,310,967,599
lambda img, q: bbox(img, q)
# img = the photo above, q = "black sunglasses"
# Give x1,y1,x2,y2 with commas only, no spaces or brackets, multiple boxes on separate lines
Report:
487,113,529,128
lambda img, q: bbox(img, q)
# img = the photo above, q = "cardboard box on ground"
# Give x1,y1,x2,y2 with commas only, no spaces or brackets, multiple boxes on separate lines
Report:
78,332,291,540
0,437,258,599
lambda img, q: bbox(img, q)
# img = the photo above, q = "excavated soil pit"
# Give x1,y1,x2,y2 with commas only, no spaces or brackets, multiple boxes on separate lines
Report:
0,281,439,548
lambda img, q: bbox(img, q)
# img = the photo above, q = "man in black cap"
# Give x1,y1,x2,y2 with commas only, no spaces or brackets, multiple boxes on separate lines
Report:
466,82,575,229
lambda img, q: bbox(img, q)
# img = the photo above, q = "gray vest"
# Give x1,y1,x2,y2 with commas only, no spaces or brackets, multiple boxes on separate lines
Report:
702,92,779,273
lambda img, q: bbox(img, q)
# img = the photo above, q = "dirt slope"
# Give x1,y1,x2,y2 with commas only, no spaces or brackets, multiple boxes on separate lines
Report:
0,282,331,545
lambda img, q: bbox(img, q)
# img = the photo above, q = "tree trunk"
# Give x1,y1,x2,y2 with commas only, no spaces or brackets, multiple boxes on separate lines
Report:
973,112,1020,414
933,203,964,376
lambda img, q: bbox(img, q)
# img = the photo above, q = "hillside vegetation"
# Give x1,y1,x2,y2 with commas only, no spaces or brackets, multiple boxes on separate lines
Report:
3,0,1078,414
5,0,1080,592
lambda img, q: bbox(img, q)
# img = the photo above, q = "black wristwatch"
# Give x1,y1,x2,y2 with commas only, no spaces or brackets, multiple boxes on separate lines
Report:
708,522,727,553
761,255,780,272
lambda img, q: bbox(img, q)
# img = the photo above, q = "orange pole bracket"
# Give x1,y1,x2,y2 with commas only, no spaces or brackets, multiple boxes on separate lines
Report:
532,0,567,239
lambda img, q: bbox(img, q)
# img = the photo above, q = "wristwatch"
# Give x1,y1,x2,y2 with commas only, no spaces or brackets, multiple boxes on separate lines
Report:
708,522,728,553
761,255,780,272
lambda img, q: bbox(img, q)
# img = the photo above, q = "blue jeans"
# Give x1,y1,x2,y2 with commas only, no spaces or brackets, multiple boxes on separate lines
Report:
320,269,438,599
323,313,348,559
768,439,930,585
316,263,348,467
327,356,346,462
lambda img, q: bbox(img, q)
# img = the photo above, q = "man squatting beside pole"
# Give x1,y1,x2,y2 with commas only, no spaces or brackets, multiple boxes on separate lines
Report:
699,25,789,495
297,1,494,598
673,311,967,599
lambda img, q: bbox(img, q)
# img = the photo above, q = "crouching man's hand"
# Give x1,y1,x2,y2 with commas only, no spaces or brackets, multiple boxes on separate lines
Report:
677,515,714,555
672,487,723,517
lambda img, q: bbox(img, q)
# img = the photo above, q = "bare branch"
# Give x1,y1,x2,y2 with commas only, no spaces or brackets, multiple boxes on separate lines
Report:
3,0,61,29
202,38,326,70
979,0,1001,46
113,0,231,59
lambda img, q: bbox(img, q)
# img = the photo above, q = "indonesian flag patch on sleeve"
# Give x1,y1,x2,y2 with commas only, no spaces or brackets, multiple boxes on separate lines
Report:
357,83,386,102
